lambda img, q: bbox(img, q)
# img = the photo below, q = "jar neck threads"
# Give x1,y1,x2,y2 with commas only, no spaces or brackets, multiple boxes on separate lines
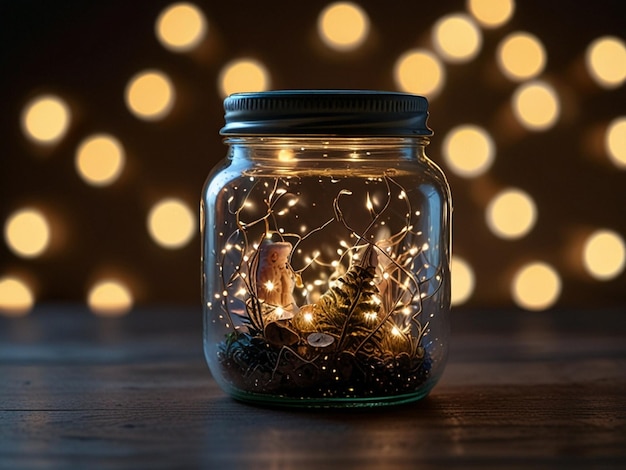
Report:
224,136,430,163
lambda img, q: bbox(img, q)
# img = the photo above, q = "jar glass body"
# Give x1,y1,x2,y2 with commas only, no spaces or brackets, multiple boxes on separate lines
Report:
201,136,451,407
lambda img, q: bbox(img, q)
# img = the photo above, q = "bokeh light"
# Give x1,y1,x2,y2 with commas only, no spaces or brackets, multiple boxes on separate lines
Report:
451,256,475,306
75,134,125,186
512,262,561,311
512,81,560,131
147,198,195,249
4,208,51,258
318,2,369,51
155,2,207,52
585,36,626,89
88,279,133,316
486,188,537,239
442,124,495,177
583,229,626,280
605,117,626,168
466,0,515,28
0,276,34,316
497,32,546,81
5,2,626,313
432,13,482,63
218,59,270,98
125,70,175,120
21,95,70,144
393,49,445,97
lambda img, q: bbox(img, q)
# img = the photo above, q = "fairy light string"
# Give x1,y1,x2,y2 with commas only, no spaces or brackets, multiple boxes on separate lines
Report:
216,174,441,364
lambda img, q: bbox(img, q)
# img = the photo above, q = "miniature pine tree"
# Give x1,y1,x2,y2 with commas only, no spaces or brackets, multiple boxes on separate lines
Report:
313,245,383,353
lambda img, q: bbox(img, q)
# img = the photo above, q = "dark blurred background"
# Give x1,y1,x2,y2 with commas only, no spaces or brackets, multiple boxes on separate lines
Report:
1,0,625,316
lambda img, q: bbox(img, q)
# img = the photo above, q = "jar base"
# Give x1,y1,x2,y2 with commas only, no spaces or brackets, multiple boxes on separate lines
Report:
225,387,434,409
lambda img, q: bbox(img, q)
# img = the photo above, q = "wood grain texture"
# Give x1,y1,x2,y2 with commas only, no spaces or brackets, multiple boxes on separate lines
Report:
1,306,625,469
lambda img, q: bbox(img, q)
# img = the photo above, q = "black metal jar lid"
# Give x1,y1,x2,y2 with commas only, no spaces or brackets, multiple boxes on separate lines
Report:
220,90,432,136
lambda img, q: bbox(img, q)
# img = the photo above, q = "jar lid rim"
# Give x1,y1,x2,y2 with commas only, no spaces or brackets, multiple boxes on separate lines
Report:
220,90,433,137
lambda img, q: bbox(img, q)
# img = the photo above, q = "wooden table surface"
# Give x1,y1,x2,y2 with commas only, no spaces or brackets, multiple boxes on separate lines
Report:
1,306,624,469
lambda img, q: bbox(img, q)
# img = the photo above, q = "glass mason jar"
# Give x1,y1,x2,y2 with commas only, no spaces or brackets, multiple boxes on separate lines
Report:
201,90,452,407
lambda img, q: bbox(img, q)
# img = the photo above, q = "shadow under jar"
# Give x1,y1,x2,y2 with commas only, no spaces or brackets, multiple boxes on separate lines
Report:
201,90,452,408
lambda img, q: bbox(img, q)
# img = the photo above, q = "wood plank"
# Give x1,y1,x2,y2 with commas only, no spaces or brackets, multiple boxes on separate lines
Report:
0,306,625,469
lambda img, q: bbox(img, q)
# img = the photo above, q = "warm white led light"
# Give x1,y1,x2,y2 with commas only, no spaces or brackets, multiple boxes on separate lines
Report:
75,134,125,186
0,276,34,316
512,81,560,131
21,95,70,144
583,230,626,280
147,198,196,249
125,70,175,120
512,262,561,311
88,280,133,316
497,32,546,81
394,49,445,97
486,189,536,239
585,36,626,89
432,13,482,63
318,2,370,51
442,125,494,177
156,2,207,52
451,256,475,306
467,0,515,28
218,59,270,98
4,209,51,258
605,117,626,169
